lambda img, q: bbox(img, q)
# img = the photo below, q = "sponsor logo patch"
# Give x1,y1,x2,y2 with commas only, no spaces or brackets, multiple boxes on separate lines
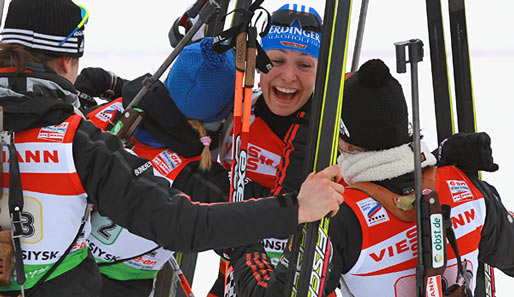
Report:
446,180,473,203
357,197,390,227
38,122,69,142
152,150,183,176
95,102,123,123
430,214,444,268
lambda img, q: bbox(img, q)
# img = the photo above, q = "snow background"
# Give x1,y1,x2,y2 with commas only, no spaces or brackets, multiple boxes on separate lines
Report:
5,0,513,295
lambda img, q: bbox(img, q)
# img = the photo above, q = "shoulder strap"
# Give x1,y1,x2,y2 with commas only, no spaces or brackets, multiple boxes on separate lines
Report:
5,130,27,287
347,166,437,222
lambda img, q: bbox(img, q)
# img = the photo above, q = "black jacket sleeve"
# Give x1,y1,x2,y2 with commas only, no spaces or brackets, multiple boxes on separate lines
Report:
230,233,345,297
172,160,272,204
470,177,514,276
73,119,299,252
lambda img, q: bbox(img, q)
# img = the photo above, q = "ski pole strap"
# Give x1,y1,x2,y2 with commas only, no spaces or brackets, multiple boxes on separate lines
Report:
6,130,26,287
211,0,272,74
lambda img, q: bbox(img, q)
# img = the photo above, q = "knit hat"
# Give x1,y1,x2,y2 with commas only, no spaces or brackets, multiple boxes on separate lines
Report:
1,0,87,58
261,4,322,59
340,59,410,151
165,37,235,123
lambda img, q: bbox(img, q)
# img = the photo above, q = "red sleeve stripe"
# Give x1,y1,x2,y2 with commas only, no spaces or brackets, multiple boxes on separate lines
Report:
271,112,305,195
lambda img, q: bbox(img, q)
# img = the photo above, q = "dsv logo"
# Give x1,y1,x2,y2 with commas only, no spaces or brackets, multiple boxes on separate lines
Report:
232,135,247,202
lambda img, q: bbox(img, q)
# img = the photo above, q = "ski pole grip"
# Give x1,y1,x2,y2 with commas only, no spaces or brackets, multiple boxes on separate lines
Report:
235,31,247,72
199,0,220,23
245,27,257,87
187,0,208,18
408,39,424,64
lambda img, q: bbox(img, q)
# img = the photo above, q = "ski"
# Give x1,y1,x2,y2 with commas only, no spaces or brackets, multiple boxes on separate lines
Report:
424,0,455,144
447,0,495,295
448,0,476,134
229,0,252,28
286,1,352,297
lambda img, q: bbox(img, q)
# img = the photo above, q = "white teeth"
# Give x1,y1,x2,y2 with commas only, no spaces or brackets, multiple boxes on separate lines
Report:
275,86,296,94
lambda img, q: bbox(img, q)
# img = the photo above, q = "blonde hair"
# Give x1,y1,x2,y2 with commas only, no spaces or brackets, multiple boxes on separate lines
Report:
188,119,212,171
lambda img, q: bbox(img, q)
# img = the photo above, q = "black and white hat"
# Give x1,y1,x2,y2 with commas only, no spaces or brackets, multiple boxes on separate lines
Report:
1,0,88,57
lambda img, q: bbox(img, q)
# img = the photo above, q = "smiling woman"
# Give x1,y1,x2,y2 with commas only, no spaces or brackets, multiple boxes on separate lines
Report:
260,49,317,116
212,3,325,297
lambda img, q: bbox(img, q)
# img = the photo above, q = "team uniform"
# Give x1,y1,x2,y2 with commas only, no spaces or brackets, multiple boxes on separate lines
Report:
0,64,302,297
338,166,487,296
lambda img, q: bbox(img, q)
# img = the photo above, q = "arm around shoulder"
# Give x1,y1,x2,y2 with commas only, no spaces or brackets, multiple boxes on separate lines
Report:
72,120,299,251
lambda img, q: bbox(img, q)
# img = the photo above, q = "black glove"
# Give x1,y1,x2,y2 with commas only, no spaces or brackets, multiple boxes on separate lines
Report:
75,67,125,100
438,132,499,172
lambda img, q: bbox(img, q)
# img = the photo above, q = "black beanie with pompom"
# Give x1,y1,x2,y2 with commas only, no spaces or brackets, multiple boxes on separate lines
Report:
340,59,410,151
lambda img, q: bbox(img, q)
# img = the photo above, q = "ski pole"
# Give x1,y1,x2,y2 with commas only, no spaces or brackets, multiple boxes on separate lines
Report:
224,14,250,297
111,0,220,141
228,25,247,204
168,255,195,297
350,0,369,72
240,25,257,189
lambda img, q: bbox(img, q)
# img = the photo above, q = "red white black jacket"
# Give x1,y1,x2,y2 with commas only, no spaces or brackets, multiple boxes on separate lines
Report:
341,166,485,296
227,142,514,297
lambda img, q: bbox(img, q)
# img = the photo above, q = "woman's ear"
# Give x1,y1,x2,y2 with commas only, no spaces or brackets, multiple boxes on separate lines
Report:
58,56,74,73
51,56,79,83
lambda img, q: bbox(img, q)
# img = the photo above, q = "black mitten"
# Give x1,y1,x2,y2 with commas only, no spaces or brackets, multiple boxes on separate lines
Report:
438,132,499,172
75,67,125,100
